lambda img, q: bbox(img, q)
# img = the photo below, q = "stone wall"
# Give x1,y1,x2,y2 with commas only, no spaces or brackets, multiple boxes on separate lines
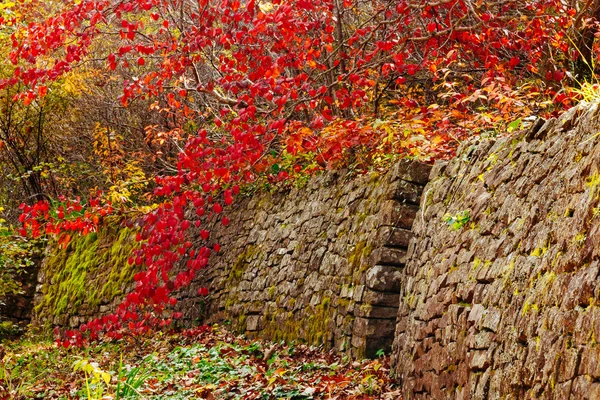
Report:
0,266,38,327
31,160,430,358
0,238,43,331
174,160,430,357
32,222,140,330
28,98,600,394
392,103,600,398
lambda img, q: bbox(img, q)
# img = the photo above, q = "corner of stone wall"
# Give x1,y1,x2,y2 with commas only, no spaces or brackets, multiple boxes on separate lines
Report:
355,160,431,357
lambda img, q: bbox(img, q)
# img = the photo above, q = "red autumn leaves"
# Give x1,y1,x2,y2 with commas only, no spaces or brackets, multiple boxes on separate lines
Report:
6,0,593,345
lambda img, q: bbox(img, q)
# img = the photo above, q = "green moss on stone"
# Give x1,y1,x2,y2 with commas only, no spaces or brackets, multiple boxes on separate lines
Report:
259,297,334,348
347,241,373,281
228,245,259,283
34,221,140,325
586,171,600,199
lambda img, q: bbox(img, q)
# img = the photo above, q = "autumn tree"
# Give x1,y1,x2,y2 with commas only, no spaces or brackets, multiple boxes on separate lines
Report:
6,0,600,343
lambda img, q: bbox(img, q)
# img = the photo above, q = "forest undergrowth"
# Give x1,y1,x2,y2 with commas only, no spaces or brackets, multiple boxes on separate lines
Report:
1,325,397,399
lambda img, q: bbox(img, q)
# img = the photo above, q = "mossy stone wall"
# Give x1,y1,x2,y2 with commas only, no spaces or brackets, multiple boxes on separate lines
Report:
174,160,431,358
392,102,600,398
32,161,430,358
32,221,140,331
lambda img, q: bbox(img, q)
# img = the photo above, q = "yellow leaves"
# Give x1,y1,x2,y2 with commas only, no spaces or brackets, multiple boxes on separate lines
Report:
431,135,446,146
258,1,275,13
106,162,148,205
267,368,288,387
0,2,15,11
60,69,95,96
73,358,112,399
108,184,131,204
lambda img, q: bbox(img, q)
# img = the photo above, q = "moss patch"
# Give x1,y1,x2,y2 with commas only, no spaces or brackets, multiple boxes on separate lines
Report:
227,245,260,283
259,297,334,347
34,221,140,325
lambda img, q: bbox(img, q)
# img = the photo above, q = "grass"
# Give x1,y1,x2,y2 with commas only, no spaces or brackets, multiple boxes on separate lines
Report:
0,325,399,399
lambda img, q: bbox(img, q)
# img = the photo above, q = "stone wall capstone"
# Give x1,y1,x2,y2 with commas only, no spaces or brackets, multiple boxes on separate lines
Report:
392,102,600,398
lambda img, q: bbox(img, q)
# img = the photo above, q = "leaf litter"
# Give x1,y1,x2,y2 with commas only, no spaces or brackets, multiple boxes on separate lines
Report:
0,325,400,399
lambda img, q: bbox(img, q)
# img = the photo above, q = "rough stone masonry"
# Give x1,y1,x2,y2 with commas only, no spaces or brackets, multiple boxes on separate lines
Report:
174,160,431,358
30,159,431,359
392,102,600,399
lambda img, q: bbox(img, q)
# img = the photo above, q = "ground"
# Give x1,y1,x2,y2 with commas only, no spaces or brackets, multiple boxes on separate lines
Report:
0,325,398,399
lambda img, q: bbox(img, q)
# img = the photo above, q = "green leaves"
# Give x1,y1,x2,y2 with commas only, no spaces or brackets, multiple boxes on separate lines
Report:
507,118,522,133
443,210,471,230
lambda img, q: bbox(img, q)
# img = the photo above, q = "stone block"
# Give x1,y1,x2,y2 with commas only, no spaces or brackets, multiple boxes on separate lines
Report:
376,226,413,248
246,315,260,331
469,350,491,371
353,285,365,302
355,305,398,319
369,247,407,267
379,201,418,229
389,181,424,204
362,289,400,307
366,265,403,292
393,160,433,185
481,308,502,333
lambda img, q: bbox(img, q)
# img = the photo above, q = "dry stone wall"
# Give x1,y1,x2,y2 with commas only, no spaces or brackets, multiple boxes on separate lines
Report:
392,102,600,398
31,223,141,330
30,161,430,358
174,160,430,357
0,241,43,331
28,99,600,395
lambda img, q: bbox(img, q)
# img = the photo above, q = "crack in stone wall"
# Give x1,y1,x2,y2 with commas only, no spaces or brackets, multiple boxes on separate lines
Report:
392,102,600,399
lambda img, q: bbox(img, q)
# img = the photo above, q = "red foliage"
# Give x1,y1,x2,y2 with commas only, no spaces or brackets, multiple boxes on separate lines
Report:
7,0,595,344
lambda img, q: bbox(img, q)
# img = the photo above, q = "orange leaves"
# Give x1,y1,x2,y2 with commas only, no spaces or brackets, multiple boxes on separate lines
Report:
284,126,313,155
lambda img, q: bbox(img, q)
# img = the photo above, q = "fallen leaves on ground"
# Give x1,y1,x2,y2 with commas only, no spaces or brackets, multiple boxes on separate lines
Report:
0,325,399,399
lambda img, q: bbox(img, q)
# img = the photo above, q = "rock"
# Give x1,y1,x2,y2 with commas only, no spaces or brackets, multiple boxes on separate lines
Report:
369,248,407,267
246,315,260,331
366,265,403,292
